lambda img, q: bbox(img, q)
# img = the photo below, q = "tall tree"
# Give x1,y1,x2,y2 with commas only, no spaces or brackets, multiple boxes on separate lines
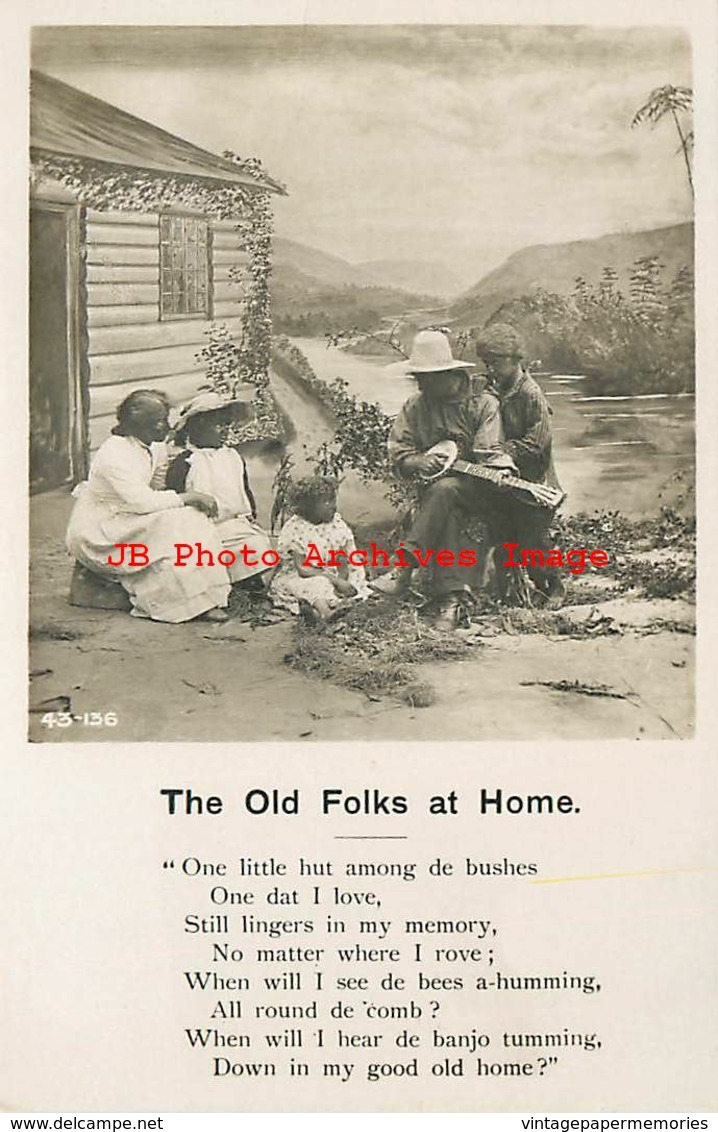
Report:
598,267,621,307
629,256,666,327
631,85,694,198
572,275,593,316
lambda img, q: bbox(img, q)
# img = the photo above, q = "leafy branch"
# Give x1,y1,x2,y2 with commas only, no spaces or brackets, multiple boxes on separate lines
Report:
632,85,694,198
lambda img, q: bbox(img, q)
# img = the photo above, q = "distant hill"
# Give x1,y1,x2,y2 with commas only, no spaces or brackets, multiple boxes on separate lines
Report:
273,237,371,288
450,222,694,326
270,237,439,335
357,259,465,300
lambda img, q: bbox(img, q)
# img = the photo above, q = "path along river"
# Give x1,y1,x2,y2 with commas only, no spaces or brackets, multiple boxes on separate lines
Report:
289,337,695,518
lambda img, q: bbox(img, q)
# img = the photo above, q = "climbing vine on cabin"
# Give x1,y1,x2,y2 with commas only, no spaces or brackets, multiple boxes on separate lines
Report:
31,150,281,439
32,150,276,372
222,150,274,390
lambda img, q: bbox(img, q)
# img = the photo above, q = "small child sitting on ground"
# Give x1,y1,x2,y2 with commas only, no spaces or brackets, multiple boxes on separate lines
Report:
270,475,372,619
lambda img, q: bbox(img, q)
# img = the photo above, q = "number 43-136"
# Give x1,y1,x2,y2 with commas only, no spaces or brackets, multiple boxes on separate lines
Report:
41,712,118,728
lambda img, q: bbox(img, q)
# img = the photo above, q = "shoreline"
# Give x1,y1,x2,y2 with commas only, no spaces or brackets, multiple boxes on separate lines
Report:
277,336,695,521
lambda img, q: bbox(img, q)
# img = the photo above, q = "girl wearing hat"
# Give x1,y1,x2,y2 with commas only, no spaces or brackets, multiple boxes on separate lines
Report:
166,389,274,587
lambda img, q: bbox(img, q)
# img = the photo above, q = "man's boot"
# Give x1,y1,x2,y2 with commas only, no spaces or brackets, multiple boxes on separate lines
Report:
370,566,415,596
544,574,566,609
432,593,463,630
536,569,566,609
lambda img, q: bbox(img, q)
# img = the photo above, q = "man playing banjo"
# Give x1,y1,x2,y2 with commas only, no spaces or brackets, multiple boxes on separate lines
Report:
374,329,501,627
374,328,564,626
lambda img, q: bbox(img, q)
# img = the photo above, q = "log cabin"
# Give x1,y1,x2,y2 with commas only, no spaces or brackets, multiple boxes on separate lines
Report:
29,70,285,492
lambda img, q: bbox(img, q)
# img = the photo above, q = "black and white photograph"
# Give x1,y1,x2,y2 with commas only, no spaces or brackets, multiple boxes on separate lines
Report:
28,21,696,743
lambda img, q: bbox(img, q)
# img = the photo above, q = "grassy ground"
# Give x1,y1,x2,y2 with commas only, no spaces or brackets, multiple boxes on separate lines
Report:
28,483,695,743
286,600,471,705
279,506,695,706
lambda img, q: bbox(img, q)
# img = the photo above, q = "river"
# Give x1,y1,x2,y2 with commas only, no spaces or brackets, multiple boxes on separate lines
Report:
291,337,695,517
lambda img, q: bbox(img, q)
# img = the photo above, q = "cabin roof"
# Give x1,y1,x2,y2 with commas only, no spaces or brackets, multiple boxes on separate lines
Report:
30,70,286,195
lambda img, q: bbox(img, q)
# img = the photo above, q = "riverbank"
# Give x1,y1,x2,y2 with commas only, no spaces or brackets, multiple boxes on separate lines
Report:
269,337,397,529
288,336,695,519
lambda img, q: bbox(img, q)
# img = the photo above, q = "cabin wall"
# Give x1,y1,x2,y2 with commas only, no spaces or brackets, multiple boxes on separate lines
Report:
84,210,249,452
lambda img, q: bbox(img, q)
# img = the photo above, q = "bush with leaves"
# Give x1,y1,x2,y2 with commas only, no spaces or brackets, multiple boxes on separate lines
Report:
272,337,418,513
482,256,694,395
196,324,285,443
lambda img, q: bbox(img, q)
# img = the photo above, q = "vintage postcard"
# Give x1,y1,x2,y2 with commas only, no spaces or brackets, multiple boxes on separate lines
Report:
25,14,700,744
3,0,717,1117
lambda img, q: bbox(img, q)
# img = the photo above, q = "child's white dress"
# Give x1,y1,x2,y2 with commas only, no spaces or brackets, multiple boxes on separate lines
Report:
270,511,372,613
180,447,273,583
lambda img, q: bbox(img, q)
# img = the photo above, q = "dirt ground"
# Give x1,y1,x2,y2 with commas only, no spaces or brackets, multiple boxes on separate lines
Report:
29,489,694,744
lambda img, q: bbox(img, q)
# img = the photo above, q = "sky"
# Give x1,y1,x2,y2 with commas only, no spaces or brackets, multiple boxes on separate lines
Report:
32,25,693,284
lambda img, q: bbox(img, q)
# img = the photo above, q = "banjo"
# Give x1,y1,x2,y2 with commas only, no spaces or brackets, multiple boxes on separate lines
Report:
422,440,566,512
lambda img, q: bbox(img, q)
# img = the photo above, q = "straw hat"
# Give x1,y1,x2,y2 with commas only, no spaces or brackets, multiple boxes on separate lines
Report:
404,330,475,375
173,386,255,429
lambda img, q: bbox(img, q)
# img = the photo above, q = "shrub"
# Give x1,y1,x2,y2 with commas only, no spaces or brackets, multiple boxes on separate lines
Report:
479,258,694,395
197,324,285,443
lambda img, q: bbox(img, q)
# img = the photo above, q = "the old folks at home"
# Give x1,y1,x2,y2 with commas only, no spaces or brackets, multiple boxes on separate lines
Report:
66,389,259,623
373,327,565,628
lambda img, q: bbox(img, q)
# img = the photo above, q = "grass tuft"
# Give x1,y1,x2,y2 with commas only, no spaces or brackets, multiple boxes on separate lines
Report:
284,598,473,702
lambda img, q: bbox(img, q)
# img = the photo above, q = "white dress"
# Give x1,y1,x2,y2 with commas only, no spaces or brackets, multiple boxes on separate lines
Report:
181,447,273,582
66,435,231,623
270,511,371,613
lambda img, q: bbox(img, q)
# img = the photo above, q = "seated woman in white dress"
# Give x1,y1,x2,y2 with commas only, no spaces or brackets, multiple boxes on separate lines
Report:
165,389,273,588
270,475,372,619
66,390,231,623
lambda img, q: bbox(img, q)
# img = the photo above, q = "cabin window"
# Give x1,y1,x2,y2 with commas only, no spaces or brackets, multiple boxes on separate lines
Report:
159,215,210,319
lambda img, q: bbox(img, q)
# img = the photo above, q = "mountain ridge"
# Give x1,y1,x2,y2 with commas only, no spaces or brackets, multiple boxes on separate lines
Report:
450,222,694,325
273,237,373,288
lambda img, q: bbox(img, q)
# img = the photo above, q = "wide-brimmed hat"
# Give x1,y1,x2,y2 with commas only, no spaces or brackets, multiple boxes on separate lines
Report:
173,386,255,429
404,330,475,375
